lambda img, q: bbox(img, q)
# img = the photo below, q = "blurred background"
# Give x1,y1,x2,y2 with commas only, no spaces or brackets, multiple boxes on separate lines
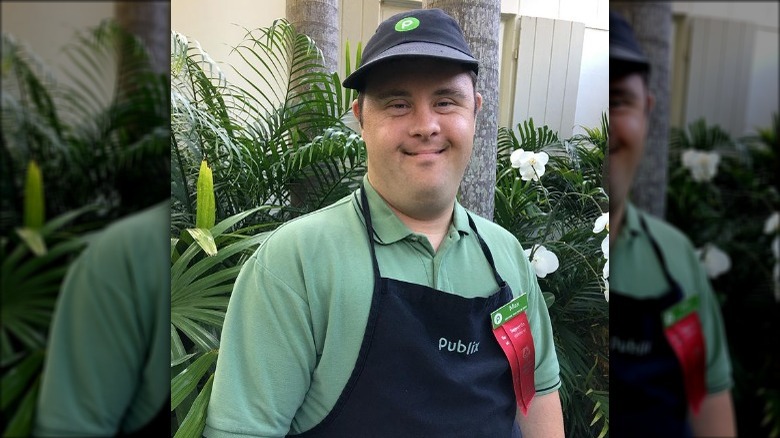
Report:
1,2,169,436
613,3,779,437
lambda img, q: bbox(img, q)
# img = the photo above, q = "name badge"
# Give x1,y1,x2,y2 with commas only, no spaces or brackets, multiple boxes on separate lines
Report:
662,295,707,413
490,294,535,415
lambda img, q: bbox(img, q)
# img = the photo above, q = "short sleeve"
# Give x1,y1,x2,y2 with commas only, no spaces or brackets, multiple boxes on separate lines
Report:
204,254,317,438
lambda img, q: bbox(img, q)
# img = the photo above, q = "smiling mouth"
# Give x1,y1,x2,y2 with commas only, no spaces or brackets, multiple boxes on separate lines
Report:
403,149,446,156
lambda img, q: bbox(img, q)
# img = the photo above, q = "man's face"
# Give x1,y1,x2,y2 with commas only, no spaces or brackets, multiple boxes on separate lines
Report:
353,58,482,218
609,72,654,213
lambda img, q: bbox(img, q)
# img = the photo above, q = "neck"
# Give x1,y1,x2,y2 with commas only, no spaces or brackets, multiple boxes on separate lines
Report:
366,177,455,252
385,201,453,252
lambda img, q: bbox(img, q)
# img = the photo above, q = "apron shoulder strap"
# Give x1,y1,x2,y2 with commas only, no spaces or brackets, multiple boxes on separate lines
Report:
638,213,685,299
466,213,506,288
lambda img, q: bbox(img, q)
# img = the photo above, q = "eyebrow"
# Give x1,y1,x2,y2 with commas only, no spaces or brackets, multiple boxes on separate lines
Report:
373,87,470,101
609,86,639,100
374,89,411,100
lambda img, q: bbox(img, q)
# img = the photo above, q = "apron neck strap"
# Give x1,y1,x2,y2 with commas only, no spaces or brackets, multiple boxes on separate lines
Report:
359,184,382,280
638,213,684,297
466,213,506,287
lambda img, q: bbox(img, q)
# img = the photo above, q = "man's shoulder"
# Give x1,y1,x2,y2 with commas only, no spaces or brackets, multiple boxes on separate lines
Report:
277,193,354,230
82,200,170,265
256,194,360,252
635,208,697,255
465,209,520,242
100,200,169,241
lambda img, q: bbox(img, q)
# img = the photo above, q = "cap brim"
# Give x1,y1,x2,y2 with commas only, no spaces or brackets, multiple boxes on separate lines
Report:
343,42,479,90
610,45,649,66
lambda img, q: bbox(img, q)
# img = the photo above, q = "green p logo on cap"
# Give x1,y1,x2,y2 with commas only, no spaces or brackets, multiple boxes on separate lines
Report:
395,17,420,32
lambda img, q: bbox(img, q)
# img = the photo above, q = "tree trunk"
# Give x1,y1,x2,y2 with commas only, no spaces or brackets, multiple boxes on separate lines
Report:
114,1,170,76
113,2,171,212
286,0,339,74
611,3,672,219
423,0,500,221
285,0,339,210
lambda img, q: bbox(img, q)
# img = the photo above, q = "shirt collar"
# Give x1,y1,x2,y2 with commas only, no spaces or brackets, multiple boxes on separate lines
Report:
351,175,471,245
620,201,643,241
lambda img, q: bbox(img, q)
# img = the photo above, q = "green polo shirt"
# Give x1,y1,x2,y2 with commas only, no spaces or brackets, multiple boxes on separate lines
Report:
612,202,733,394
205,177,561,437
34,201,170,436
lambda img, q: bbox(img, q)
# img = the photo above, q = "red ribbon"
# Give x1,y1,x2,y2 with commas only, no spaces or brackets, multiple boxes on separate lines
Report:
664,312,707,413
492,312,536,415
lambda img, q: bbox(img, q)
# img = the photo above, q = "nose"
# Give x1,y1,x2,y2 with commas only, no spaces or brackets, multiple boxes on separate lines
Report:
409,105,440,140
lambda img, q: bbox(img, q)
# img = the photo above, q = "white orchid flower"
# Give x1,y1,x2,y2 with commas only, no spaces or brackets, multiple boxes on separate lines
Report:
604,277,609,302
696,244,731,279
603,258,609,279
681,149,720,182
764,211,779,234
524,244,560,278
593,212,609,233
601,235,609,260
510,149,549,182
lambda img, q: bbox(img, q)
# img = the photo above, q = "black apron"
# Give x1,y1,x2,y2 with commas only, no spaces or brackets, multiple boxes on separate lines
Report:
293,187,522,437
610,215,693,438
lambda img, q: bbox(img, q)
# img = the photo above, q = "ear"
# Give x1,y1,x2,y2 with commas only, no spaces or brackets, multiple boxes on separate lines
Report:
351,98,361,125
645,93,655,115
475,91,483,114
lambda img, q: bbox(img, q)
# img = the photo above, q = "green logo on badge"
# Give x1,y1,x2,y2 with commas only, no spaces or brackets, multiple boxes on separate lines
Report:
395,17,420,32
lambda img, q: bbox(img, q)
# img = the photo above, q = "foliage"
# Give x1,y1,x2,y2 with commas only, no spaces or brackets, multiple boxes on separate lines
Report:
667,116,780,438
170,206,271,435
1,20,169,437
0,205,94,435
496,116,609,437
1,21,169,231
171,19,361,234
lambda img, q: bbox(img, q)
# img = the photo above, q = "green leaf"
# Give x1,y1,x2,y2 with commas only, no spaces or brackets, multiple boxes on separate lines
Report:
542,292,556,308
173,373,214,438
2,374,40,438
170,325,188,365
171,349,218,411
195,160,215,229
0,350,44,410
170,315,220,352
14,228,47,256
186,228,217,256
171,352,197,368
23,161,45,230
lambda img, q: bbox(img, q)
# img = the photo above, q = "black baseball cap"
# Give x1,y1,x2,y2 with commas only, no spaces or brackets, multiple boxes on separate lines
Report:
610,10,650,73
342,8,479,90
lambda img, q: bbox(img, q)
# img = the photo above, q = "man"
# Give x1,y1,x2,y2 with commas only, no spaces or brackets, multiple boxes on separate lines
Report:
34,201,170,437
205,8,563,437
609,10,736,438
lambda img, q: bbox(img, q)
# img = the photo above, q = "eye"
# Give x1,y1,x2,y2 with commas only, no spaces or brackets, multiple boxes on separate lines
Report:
385,100,410,111
609,98,627,110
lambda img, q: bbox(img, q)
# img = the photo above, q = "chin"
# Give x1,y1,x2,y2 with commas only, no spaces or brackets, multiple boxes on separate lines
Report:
412,183,458,206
